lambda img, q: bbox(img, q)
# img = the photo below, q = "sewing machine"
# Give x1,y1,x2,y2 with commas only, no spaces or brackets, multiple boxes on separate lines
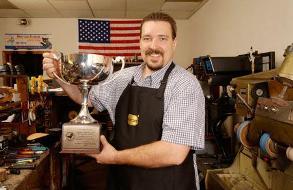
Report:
205,45,293,190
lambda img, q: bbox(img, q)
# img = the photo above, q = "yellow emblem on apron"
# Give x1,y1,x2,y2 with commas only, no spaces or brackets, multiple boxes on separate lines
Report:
128,114,139,126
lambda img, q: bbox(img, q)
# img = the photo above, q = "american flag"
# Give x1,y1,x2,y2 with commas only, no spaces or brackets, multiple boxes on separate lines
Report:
78,19,142,58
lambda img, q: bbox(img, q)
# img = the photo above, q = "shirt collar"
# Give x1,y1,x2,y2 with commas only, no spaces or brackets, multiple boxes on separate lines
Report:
133,61,173,87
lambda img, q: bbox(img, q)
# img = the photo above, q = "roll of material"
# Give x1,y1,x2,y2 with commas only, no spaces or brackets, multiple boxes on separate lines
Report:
259,133,278,158
236,120,253,148
286,147,293,161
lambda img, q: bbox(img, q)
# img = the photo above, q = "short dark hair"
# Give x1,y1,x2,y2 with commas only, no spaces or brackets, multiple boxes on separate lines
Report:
140,12,177,39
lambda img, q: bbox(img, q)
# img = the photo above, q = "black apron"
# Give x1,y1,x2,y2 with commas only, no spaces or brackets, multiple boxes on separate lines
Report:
108,63,196,190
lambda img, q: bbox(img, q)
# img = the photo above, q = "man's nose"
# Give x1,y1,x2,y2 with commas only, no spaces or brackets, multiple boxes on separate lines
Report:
150,38,159,49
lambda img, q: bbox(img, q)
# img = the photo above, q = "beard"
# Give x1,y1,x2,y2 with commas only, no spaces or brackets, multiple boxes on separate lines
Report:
144,48,164,71
146,62,163,71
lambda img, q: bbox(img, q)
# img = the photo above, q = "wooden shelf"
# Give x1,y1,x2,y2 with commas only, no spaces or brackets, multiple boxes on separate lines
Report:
0,74,27,78
0,74,30,135
0,101,21,108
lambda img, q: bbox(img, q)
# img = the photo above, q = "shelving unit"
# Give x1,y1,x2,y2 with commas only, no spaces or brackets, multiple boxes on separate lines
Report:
0,74,31,135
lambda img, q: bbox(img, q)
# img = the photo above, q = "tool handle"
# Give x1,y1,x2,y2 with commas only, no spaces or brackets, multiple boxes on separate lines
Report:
9,163,36,169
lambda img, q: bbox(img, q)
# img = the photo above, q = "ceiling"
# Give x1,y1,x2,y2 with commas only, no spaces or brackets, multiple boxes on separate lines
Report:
0,0,208,19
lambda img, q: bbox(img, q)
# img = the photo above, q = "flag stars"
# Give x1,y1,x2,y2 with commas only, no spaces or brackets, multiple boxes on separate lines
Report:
78,19,110,43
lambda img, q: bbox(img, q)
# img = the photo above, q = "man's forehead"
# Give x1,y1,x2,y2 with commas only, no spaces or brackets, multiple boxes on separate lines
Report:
141,21,172,35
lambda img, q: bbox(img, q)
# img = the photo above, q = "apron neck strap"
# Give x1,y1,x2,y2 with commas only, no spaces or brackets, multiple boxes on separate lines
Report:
157,62,175,99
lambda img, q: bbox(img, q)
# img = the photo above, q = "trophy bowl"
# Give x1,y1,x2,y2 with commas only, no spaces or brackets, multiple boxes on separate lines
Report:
60,53,112,85
53,53,124,154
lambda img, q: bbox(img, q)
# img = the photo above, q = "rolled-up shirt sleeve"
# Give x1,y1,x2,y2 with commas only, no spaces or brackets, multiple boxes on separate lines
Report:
161,79,205,150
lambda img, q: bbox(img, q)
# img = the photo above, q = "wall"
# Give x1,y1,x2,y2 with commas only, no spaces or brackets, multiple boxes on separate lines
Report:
0,18,191,70
2,0,291,69
0,18,78,62
0,18,79,79
173,20,192,67
189,0,293,67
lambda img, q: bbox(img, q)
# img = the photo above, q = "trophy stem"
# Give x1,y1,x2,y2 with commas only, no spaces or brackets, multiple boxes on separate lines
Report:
71,81,96,124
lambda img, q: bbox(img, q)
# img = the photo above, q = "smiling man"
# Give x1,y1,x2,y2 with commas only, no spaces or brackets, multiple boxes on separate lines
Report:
43,12,205,190
140,18,176,74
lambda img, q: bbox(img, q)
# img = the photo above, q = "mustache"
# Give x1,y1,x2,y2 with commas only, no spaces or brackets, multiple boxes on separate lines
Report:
145,48,163,56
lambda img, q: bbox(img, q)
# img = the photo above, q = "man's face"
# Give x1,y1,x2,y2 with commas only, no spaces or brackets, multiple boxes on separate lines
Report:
140,21,176,72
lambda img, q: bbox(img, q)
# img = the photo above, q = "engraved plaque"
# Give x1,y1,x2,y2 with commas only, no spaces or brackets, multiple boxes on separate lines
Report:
61,123,100,154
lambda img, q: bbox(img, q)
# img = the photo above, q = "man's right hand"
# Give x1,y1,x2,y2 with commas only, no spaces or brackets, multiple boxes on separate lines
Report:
42,52,84,105
42,52,61,79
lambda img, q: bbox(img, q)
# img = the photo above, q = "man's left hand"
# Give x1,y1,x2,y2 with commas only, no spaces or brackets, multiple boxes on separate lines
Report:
88,135,118,164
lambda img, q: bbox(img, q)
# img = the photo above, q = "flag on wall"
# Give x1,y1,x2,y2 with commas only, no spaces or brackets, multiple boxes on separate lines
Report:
78,19,142,58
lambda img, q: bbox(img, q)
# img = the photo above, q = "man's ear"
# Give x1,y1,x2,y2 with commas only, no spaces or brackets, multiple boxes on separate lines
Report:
173,38,177,50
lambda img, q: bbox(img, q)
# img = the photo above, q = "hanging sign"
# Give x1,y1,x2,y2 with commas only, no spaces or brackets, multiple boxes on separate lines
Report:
4,34,52,50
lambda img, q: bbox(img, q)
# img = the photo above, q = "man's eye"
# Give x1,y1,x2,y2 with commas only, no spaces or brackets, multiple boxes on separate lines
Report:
143,37,151,41
160,37,167,41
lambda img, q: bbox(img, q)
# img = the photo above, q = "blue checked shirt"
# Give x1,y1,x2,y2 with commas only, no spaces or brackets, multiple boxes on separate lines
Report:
89,61,205,189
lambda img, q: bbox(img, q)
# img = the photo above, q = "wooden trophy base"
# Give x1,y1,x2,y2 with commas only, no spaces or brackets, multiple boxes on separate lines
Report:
60,122,101,154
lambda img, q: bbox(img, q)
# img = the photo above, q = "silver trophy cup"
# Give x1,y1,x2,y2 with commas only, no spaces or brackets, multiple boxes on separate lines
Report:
53,53,124,154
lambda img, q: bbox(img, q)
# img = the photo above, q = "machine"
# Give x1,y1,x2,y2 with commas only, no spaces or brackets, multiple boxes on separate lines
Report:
190,51,275,164
205,45,293,190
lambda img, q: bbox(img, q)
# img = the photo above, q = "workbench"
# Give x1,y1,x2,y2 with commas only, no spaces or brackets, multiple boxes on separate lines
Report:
0,143,62,190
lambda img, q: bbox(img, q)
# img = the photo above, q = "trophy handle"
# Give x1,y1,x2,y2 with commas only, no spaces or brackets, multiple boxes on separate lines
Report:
113,56,125,71
101,56,125,86
52,72,71,86
51,52,72,85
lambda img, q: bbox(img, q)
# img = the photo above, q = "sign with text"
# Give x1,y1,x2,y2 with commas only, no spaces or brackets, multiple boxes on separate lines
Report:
4,34,52,50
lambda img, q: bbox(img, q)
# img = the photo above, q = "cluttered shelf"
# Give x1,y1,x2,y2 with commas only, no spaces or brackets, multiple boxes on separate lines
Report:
0,141,61,190
0,73,34,136
1,148,49,189
0,101,32,136
0,102,22,121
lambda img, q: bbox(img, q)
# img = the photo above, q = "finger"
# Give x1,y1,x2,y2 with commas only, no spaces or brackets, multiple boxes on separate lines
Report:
100,135,108,146
43,52,55,59
42,52,50,58
43,54,63,78
42,58,56,78
46,70,56,78
42,58,54,67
